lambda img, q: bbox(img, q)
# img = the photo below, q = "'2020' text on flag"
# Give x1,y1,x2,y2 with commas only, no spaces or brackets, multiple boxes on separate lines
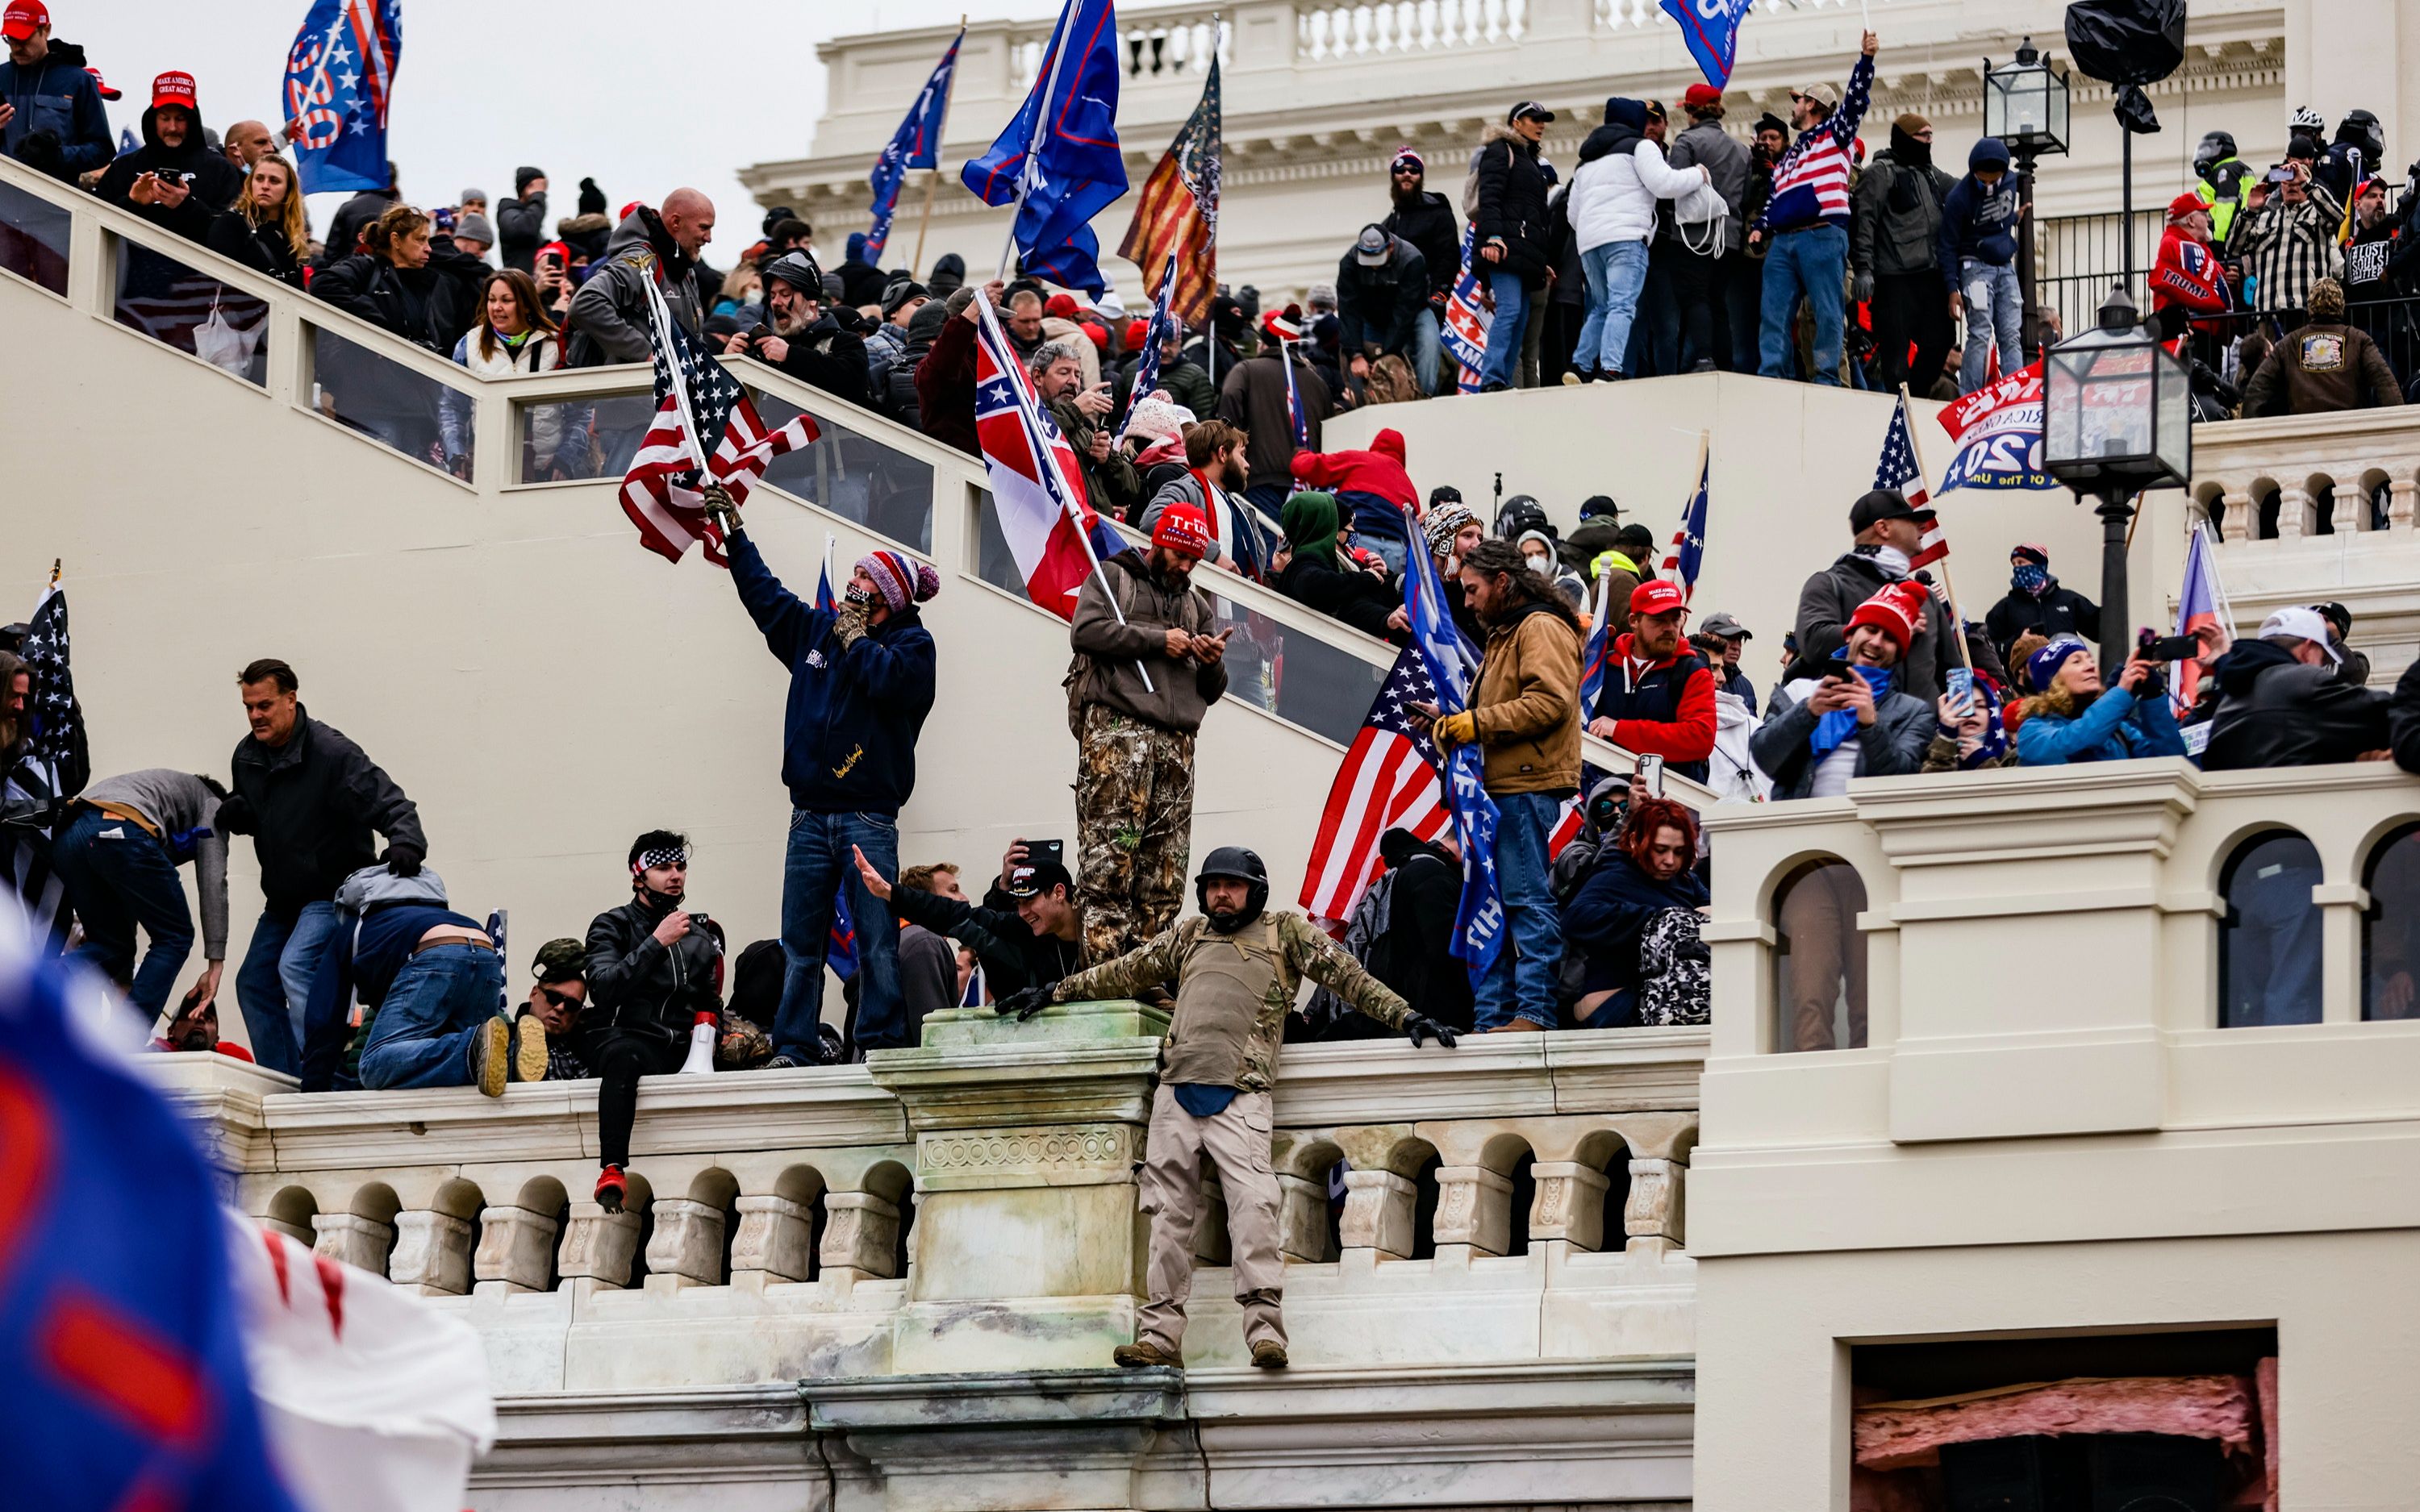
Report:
1937,360,2058,494
282,0,403,195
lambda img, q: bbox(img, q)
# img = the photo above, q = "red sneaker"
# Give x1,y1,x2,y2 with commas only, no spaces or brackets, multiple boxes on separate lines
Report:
595,1164,627,1214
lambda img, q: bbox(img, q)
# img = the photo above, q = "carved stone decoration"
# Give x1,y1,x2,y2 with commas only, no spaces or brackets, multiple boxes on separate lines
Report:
1191,1173,1232,1266
1339,1169,1417,1260
1624,1159,1686,1250
731,1193,817,1283
916,1124,1141,1189
557,1202,643,1289
1276,1173,1336,1264
1527,1161,1612,1252
820,1192,902,1281
1430,1165,1514,1255
2219,489,2252,542
645,1198,728,1288
2390,478,2416,532
473,1205,561,1293
311,1212,394,1277
387,1210,474,1294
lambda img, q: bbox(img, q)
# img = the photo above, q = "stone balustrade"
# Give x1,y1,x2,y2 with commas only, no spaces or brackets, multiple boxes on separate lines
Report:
2191,409,2420,546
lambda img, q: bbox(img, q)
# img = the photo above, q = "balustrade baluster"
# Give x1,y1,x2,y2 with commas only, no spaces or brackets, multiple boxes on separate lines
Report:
473,1205,562,1294
820,1190,904,1282
388,1210,475,1295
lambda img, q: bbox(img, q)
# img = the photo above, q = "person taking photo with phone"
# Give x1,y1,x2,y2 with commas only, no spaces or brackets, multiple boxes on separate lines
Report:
2012,637,2188,767
1033,335,1140,523
1751,581,1934,799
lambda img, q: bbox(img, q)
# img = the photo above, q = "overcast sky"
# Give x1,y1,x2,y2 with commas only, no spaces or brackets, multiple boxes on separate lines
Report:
65,0,1054,241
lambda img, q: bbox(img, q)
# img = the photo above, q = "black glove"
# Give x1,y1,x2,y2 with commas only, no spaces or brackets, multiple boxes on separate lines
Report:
1404,1013,1459,1048
996,985,1055,1022
15,129,61,174
383,842,424,877
213,795,256,835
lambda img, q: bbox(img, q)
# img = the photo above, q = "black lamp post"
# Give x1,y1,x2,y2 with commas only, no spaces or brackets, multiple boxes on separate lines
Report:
2042,284,2193,680
1983,39,2070,355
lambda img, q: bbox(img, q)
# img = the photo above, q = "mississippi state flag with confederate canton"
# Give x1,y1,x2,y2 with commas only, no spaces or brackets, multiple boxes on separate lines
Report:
620,281,816,566
972,288,1126,619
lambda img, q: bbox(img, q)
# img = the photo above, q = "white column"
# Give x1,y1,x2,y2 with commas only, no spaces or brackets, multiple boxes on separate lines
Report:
473,1205,563,1294
387,1210,474,1295
1528,1162,1612,1252
311,1213,394,1276
642,1198,728,1289
819,1190,903,1281
1339,1169,1417,1260
730,1193,818,1285
1624,1158,1687,1256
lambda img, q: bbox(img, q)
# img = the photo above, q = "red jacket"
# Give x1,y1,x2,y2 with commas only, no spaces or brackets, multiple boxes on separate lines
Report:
2150,227,2230,325
1593,633,1717,767
1288,427,1418,506
915,314,981,457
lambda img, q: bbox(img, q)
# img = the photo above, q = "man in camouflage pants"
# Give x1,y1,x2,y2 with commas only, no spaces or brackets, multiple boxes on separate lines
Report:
1006,848,1459,1369
1066,503,1229,966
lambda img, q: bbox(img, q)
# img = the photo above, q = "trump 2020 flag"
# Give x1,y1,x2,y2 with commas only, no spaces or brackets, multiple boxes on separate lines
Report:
961,0,1128,294
970,287,1125,619
1402,535,1505,983
1441,227,1492,394
1938,361,2057,494
866,29,962,262
1660,0,1754,90
282,0,403,196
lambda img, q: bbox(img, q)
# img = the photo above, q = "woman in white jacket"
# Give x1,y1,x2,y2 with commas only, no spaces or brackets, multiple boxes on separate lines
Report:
442,269,565,478
1566,98,1708,381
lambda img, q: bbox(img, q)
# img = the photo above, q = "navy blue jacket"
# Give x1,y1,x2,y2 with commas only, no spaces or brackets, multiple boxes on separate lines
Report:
1936,156,2022,288
1562,848,1709,998
1,44,114,180
728,531,937,815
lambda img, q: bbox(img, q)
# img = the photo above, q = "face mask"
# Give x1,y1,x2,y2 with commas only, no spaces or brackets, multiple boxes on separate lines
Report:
1866,544,1913,578
1525,553,1552,576
2012,563,2048,595
844,584,875,607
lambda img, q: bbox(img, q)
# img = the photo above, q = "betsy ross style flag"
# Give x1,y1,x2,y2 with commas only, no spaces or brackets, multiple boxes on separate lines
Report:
1874,392,1948,569
1661,0,1754,89
970,289,1126,619
962,0,1129,294
866,29,962,262
1116,55,1222,327
282,0,403,195
620,281,816,565
1300,646,1457,927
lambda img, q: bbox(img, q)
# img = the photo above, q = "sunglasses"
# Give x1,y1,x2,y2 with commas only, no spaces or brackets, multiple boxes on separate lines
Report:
538,985,583,1010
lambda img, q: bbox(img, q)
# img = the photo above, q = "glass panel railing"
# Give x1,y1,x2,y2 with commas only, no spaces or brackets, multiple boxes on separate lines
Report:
0,176,69,295
971,497,1385,745
514,391,657,483
307,323,466,474
114,235,268,385
752,394,934,554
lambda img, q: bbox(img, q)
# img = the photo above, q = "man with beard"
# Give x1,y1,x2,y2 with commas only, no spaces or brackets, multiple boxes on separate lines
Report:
1000,848,1458,1369
744,250,872,408
96,70,243,242
1066,504,1230,966
1033,337,1137,521
582,832,727,1214
1139,419,1249,565
1379,150,1459,384
567,187,716,365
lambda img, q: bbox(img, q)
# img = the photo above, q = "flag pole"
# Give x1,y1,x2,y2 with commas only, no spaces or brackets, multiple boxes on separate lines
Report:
1896,384,1971,672
647,275,707,471
913,17,966,276
999,1,1079,282
1669,429,1710,585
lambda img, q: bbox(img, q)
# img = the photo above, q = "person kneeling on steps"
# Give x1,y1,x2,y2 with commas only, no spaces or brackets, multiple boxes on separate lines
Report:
1001,847,1459,1370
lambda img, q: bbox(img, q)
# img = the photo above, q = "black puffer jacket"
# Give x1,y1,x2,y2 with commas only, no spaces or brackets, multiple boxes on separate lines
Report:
582,895,726,1046
311,234,489,355
205,210,307,289
2201,639,2389,771
225,710,425,917
1472,123,1554,286
94,102,244,244
1983,577,2102,660
1382,188,1462,303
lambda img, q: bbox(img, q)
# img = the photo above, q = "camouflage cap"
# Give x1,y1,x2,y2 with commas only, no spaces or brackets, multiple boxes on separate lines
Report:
532,937,586,983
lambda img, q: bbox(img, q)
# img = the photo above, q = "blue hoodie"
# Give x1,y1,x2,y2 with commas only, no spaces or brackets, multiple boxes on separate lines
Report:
727,531,938,814
1936,138,2023,289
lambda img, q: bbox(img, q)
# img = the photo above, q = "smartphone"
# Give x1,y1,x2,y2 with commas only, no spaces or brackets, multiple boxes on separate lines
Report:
2138,632,2199,662
1946,667,1975,713
2267,166,2296,184
1030,839,1066,870
1636,754,1666,800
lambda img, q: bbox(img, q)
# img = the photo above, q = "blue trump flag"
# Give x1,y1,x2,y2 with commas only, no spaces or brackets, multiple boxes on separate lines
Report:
1659,0,1754,90
867,28,962,262
1401,538,1506,983
0,944,305,1512
960,0,1128,294
815,553,862,981
282,0,403,196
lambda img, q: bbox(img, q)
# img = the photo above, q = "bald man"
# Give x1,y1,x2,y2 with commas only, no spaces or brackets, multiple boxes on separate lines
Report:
568,186,718,367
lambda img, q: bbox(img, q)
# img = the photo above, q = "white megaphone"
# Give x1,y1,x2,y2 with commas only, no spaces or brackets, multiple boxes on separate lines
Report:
679,1010,717,1074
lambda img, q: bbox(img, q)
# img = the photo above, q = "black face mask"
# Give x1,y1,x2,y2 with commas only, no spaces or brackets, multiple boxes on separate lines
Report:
636,877,686,914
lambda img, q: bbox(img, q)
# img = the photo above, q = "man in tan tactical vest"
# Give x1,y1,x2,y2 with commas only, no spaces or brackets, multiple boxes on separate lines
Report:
1003,847,1461,1369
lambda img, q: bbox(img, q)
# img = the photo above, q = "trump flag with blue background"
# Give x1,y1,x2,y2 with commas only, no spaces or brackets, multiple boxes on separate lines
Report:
866,29,962,262
960,0,1128,294
1660,0,1753,90
282,0,403,196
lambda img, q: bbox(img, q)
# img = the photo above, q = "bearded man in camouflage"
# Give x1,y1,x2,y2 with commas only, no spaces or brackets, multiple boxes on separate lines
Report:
1003,847,1461,1369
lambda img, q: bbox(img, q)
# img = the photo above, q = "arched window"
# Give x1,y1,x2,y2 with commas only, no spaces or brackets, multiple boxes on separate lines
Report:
1773,857,1868,1052
2363,823,2420,1021
2219,831,2323,1027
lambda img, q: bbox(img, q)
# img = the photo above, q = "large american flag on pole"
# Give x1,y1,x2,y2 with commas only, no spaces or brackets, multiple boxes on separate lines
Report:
1300,645,1455,928
620,275,816,566
1875,391,1947,569
2,577,80,946
971,287,1126,619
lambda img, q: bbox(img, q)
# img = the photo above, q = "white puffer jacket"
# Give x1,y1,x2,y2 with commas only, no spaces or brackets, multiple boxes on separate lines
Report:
442,327,563,469
1568,140,1707,254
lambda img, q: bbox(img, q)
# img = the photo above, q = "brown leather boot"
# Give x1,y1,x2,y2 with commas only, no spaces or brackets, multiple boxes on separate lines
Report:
1114,1339,1181,1368
1250,1340,1289,1369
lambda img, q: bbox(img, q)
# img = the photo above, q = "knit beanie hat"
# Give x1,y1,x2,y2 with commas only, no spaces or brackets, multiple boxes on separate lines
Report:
1425,501,1479,555
2025,636,2092,694
857,550,941,613
2010,542,2049,567
1124,396,1194,444
577,177,607,217
515,165,545,195
453,211,494,246
1894,111,1930,137
1846,582,1926,655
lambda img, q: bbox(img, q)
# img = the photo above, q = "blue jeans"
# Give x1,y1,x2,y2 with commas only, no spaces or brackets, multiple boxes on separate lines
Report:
1473,791,1567,1031
1479,269,1532,388
235,901,343,1077
1575,241,1650,375
1958,257,2024,394
51,806,195,1020
1406,306,1446,395
1758,225,1849,385
778,808,903,1057
358,945,507,1089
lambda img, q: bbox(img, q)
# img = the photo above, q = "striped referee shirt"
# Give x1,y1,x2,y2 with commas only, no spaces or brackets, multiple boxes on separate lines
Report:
2231,184,2343,314
1754,52,1875,236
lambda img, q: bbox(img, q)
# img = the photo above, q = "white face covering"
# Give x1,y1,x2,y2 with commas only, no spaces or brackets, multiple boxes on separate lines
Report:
1524,552,1553,576
1866,544,1913,578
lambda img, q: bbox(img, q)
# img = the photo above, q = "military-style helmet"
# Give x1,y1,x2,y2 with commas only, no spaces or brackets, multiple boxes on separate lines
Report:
1495,494,1550,542
762,250,825,294
1195,846,1270,927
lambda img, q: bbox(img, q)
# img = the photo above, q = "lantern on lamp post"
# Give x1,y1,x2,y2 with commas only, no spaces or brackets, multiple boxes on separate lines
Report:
1983,38,2070,356
2042,284,2193,680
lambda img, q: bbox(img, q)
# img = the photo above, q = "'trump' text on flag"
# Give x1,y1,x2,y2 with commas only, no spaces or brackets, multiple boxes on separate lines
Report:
282,0,403,196
961,0,1129,294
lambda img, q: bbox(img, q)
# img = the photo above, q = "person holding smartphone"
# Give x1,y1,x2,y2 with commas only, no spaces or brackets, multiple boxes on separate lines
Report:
2013,639,2188,768
1750,582,1934,802
96,70,241,243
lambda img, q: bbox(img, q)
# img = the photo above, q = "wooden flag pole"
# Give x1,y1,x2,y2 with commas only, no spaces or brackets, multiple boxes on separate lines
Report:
1896,384,1972,672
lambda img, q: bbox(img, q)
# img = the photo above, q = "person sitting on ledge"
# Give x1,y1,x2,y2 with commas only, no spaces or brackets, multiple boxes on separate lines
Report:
852,837,1085,1004
999,847,1459,1372
518,937,590,1081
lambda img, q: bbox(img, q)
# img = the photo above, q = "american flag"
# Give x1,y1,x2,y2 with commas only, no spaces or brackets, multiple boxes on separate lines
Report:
2,578,80,944
1299,646,1456,927
1116,252,1180,440
1662,445,1710,600
1875,392,1947,569
1116,55,1221,327
1441,227,1491,394
1279,336,1311,448
620,279,816,565
113,253,269,356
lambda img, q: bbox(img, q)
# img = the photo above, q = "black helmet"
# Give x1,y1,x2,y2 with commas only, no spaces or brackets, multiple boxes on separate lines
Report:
1195,846,1270,930
2193,130,2236,177
2338,109,2385,162
762,250,825,294
1496,494,1550,541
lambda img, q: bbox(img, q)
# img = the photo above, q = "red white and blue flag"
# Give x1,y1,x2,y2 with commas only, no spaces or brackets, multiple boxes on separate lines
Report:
1300,645,1455,928
1874,390,1948,569
1663,445,1711,599
866,28,962,261
1441,227,1491,394
620,280,817,566
1660,0,1754,89
1936,361,2057,494
1116,252,1181,439
1280,337,1311,448
2172,520,2230,717
971,288,1126,619
282,0,403,196
814,546,864,981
